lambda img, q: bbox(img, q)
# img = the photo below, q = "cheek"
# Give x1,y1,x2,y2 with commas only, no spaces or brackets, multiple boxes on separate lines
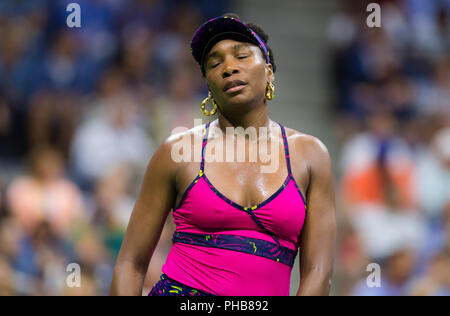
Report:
205,76,220,94
248,66,268,93
248,56,268,82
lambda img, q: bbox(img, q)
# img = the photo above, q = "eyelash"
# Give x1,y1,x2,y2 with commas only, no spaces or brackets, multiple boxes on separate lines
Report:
210,56,249,68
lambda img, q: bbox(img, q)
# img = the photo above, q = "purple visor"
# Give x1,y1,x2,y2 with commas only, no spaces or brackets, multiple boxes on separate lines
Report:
191,15,270,73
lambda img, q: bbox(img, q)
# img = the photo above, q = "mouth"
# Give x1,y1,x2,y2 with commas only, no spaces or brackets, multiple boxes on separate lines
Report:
223,80,247,94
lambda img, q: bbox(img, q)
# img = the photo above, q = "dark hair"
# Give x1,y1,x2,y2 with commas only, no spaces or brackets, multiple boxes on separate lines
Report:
207,13,276,74
245,23,276,73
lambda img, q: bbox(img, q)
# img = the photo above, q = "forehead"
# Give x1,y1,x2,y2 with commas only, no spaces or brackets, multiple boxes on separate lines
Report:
207,39,259,57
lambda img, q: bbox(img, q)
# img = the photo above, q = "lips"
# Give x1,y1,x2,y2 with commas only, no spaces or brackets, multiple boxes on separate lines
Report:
223,80,247,93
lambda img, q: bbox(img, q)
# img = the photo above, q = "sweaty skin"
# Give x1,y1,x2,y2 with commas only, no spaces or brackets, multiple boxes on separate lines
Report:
110,39,336,296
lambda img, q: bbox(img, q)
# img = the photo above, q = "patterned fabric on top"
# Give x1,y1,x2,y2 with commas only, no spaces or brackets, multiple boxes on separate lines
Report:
172,231,298,267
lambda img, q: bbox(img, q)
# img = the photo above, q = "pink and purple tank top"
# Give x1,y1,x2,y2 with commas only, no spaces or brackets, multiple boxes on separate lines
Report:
161,121,307,295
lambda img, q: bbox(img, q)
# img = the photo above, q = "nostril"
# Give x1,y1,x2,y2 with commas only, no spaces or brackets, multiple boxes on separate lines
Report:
223,69,238,78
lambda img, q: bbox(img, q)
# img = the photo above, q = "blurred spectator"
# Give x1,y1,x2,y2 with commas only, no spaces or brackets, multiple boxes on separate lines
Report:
339,110,418,212
70,90,154,188
120,24,157,88
0,254,14,295
416,57,450,117
0,1,49,103
6,146,85,237
27,90,82,161
0,217,47,295
410,251,450,296
0,218,22,269
26,220,73,295
334,223,369,295
152,2,203,74
36,30,98,93
413,200,450,296
418,201,450,269
149,63,204,145
412,202,450,297
72,227,110,295
416,126,450,218
405,0,450,61
352,248,417,296
90,164,135,257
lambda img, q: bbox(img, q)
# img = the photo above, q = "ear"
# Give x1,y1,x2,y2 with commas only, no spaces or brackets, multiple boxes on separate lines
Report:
265,63,274,83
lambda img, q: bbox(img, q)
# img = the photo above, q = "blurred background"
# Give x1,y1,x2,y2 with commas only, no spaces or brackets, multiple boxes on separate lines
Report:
0,0,448,296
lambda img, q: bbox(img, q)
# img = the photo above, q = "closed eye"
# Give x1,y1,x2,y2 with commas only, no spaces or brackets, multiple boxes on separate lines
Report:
237,55,249,59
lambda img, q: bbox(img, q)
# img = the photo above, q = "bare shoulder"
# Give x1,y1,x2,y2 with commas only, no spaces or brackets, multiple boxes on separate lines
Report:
164,123,205,148
282,125,331,161
282,125,334,194
151,123,205,174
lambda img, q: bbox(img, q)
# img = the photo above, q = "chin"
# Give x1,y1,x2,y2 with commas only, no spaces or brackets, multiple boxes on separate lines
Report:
224,91,253,104
229,95,250,103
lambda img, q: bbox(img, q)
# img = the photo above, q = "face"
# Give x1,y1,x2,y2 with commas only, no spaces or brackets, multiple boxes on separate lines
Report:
204,39,274,112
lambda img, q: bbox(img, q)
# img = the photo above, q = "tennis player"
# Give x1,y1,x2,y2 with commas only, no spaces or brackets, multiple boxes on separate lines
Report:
110,14,336,296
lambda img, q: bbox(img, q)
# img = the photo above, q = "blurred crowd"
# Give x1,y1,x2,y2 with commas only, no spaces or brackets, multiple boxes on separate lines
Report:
0,0,448,296
329,0,450,295
0,0,227,295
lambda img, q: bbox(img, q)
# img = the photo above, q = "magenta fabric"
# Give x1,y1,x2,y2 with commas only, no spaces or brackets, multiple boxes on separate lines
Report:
161,122,306,296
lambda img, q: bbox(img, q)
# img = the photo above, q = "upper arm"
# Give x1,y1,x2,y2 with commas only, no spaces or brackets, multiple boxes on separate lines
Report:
298,137,337,282
115,138,178,271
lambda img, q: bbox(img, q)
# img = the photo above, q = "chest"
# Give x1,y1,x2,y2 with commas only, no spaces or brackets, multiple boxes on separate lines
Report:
175,157,309,210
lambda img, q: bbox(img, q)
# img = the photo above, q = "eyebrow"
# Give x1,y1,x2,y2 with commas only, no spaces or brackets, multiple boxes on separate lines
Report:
206,43,250,62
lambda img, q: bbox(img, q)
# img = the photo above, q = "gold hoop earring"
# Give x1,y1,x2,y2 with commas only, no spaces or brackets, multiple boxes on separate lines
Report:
200,91,218,116
266,82,275,101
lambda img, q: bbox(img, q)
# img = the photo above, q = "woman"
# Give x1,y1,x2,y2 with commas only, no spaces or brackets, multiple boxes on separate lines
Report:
110,14,336,296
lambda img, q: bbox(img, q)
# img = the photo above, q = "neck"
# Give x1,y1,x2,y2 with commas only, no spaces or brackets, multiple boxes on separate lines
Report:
215,103,271,132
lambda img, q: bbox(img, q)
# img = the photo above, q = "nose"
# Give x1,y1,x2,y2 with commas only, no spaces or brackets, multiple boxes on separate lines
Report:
222,58,239,78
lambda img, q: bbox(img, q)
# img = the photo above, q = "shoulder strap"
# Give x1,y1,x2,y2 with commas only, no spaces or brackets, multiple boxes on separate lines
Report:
278,123,293,176
200,121,211,174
